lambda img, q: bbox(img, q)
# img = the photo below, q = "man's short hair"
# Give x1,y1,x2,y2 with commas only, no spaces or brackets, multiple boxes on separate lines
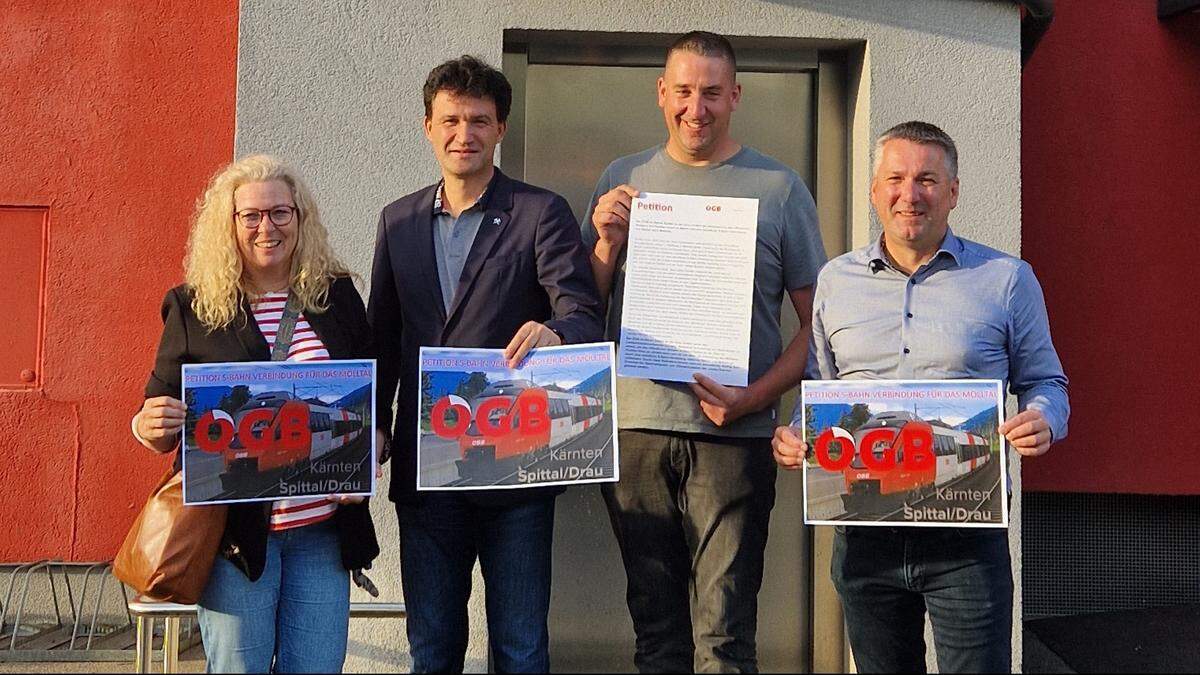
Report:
423,55,512,123
666,31,737,71
874,121,959,178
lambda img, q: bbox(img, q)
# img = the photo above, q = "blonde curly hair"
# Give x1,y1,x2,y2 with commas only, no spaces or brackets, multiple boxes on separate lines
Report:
185,154,350,331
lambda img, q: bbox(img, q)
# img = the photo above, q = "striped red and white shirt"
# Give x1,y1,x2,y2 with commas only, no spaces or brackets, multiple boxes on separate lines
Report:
251,291,337,532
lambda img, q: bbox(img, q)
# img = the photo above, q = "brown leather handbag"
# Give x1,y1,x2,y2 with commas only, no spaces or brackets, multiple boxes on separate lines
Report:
113,468,228,603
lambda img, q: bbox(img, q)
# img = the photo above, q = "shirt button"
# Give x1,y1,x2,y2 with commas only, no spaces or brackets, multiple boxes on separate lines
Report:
906,312,913,318
903,347,910,354
909,279,916,285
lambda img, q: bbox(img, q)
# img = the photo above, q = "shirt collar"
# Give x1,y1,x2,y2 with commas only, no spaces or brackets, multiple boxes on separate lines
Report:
866,227,964,273
866,236,887,269
432,172,499,217
937,228,965,264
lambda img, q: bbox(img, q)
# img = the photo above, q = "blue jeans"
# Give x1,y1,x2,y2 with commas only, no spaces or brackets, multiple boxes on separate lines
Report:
832,526,1013,673
397,494,555,673
197,521,350,674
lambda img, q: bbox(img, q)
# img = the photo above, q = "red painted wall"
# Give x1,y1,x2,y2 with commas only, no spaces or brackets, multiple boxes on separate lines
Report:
1021,1,1200,493
0,1,238,560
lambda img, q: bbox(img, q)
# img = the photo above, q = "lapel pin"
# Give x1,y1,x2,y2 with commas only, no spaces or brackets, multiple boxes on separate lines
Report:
492,217,501,225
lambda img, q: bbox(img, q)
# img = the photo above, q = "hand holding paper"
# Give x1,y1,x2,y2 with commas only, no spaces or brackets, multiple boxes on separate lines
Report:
690,373,758,427
134,396,187,453
592,184,640,251
772,425,807,471
1000,409,1052,456
504,321,563,368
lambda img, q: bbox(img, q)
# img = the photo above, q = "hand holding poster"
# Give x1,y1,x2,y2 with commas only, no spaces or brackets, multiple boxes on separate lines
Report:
181,360,376,505
418,343,618,490
801,380,1006,527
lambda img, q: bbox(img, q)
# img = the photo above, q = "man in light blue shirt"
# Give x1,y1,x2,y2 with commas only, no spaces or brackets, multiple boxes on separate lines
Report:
774,121,1068,672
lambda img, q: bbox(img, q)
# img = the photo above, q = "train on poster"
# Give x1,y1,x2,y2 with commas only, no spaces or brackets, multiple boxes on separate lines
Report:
813,410,992,512
194,391,365,490
428,379,604,479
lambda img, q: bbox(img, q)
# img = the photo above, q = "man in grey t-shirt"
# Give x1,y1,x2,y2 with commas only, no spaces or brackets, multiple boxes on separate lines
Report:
583,32,826,672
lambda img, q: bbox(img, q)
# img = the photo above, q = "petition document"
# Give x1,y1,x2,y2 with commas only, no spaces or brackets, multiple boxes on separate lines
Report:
618,192,758,387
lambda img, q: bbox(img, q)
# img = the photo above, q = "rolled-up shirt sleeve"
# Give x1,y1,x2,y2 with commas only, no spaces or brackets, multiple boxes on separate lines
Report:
1006,262,1070,441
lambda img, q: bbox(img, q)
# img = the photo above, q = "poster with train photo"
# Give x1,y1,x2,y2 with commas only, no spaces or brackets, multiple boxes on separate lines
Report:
417,343,617,490
181,360,376,505
800,380,1006,528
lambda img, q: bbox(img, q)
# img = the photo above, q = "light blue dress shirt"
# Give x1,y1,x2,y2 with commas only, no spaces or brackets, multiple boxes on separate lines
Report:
802,229,1069,441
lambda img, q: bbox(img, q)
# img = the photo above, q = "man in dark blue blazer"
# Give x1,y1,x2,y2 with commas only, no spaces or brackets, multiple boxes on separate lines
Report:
368,55,603,672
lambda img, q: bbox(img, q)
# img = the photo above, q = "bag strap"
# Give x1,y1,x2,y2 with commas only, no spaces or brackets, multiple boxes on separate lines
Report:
270,292,303,361
267,291,376,588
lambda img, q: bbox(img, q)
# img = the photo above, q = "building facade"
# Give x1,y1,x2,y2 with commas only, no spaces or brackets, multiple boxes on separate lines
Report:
14,0,1190,671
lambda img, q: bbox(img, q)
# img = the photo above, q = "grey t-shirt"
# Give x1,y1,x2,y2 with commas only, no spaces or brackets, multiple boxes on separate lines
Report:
583,145,826,438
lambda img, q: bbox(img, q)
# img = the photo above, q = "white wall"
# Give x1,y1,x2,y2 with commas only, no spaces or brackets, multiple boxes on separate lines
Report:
235,1,1022,671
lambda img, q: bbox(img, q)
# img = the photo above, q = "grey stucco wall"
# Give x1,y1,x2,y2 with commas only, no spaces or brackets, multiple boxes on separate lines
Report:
234,1,1022,671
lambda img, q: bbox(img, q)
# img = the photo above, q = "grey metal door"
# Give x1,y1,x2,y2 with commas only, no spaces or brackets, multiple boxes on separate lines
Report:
501,34,847,672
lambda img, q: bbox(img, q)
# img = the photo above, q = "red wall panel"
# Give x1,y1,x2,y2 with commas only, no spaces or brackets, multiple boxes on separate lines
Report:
1021,1,1200,493
0,207,48,389
0,1,237,559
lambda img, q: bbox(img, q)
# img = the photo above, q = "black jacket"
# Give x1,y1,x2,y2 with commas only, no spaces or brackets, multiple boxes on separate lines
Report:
368,169,604,506
144,277,380,582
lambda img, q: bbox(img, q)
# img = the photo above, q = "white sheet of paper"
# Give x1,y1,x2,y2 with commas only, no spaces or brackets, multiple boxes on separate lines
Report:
618,192,758,387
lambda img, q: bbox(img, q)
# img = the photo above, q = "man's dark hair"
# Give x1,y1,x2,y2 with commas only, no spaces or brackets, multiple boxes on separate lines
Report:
422,55,512,123
665,31,737,71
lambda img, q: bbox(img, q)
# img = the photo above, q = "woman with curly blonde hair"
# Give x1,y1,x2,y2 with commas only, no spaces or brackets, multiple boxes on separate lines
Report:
131,154,379,673
184,154,349,329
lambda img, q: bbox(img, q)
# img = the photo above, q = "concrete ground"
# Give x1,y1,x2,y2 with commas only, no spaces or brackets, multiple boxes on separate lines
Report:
0,630,1088,675
6,609,1194,674
0,643,205,673
0,634,1074,674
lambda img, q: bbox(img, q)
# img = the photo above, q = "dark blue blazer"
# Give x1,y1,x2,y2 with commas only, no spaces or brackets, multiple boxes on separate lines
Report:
368,169,604,504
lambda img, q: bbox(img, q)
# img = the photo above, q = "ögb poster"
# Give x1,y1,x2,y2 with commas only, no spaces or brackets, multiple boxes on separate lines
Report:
801,380,1006,528
181,360,376,505
417,343,618,490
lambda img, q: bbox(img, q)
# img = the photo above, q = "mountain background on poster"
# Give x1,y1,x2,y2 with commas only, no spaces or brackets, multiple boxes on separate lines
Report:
956,406,998,436
571,367,611,400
